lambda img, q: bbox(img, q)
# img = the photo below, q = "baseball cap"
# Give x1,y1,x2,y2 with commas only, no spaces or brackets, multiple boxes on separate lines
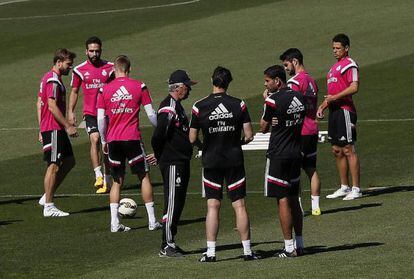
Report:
168,70,197,88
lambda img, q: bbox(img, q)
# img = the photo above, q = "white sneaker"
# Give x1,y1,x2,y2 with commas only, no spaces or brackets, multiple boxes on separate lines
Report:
38,194,46,206
326,187,350,199
43,206,70,217
148,221,162,231
343,188,362,200
111,224,131,232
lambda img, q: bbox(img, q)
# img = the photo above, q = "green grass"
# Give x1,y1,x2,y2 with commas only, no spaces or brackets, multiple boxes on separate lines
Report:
1,0,414,278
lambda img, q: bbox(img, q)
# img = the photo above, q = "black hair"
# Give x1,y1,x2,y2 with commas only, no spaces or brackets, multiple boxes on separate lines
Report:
279,48,303,65
53,48,76,64
212,66,233,90
263,65,286,83
85,36,102,48
332,33,350,47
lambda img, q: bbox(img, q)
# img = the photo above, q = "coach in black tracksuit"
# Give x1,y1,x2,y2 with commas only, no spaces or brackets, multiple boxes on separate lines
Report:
151,70,197,257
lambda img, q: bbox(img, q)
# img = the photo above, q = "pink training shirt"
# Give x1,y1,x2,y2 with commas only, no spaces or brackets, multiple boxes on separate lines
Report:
327,56,359,113
71,60,114,117
38,70,67,132
97,77,152,142
287,71,319,135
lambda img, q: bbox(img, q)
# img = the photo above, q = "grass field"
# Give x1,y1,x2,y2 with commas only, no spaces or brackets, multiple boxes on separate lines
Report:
0,0,414,278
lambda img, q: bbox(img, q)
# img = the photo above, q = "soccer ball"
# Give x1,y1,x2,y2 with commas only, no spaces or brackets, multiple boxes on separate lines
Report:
118,198,137,217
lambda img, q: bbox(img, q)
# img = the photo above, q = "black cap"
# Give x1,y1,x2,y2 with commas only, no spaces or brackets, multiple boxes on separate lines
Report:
168,70,197,88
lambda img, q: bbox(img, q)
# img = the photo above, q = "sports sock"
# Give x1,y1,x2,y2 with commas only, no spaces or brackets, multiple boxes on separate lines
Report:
145,202,156,224
311,195,320,210
110,203,119,228
352,186,360,192
207,241,216,257
44,202,54,208
340,184,350,191
295,235,304,249
242,240,252,256
94,166,103,179
104,174,111,185
284,239,295,253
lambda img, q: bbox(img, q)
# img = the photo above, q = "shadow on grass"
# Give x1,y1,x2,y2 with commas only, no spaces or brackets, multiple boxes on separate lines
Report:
0,196,69,205
363,185,414,197
0,219,23,226
306,203,383,216
178,217,205,226
122,182,163,191
70,205,110,215
186,240,281,255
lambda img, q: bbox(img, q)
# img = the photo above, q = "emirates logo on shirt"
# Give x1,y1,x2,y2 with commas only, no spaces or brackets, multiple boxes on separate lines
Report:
111,86,133,102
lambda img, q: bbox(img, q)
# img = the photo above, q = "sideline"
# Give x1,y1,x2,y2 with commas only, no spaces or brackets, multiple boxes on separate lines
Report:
0,0,201,21
0,0,29,6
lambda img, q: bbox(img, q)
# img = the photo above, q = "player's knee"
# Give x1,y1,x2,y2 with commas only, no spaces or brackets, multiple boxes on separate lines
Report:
48,163,60,173
331,146,343,157
343,145,356,157
207,199,221,210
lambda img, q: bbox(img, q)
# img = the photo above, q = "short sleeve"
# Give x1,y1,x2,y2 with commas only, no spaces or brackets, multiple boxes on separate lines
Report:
262,97,276,122
46,81,59,99
344,66,359,83
190,104,200,129
287,81,300,92
240,100,251,123
141,83,152,106
71,72,82,88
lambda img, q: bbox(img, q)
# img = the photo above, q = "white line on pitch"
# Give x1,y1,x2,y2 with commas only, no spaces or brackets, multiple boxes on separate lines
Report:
0,0,201,21
1,118,412,131
0,0,29,6
0,187,390,199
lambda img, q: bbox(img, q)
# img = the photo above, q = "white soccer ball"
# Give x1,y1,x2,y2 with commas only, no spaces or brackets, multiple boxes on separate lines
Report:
118,198,137,217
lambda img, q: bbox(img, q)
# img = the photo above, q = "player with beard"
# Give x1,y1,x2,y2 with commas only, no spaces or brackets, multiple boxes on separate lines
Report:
280,48,321,216
37,48,78,217
68,36,114,194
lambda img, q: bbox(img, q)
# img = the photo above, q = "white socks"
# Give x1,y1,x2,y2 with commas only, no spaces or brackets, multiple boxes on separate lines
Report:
110,203,119,228
352,186,360,192
207,241,216,257
242,240,252,256
311,195,320,210
145,202,156,224
341,184,350,191
284,239,295,253
44,202,54,208
94,166,103,179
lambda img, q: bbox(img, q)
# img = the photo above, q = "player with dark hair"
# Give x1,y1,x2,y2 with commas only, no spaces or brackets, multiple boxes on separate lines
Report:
280,48,322,216
317,33,362,200
37,48,78,217
152,70,197,257
67,36,114,194
97,55,160,232
190,66,259,262
260,65,306,257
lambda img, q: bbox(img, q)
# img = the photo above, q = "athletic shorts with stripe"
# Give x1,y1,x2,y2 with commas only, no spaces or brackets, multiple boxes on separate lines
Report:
160,162,190,247
328,108,357,147
108,140,149,181
301,134,318,169
83,114,99,135
264,158,301,199
41,130,74,166
202,166,246,202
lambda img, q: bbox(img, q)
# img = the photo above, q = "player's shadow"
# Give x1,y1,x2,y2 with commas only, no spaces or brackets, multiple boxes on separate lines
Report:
0,219,23,226
178,217,205,226
70,205,110,215
0,196,69,205
306,203,382,216
250,242,384,260
186,240,281,255
362,185,414,197
122,182,163,191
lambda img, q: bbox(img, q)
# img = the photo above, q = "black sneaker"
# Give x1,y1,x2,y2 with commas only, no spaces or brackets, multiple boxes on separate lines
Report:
159,245,184,258
244,252,261,261
296,247,304,256
274,249,297,258
199,252,216,262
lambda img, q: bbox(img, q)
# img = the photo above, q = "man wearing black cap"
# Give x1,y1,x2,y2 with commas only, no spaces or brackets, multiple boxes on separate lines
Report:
152,70,197,257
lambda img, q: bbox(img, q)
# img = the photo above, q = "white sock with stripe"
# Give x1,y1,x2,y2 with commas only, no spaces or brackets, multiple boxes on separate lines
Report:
110,203,119,228
242,240,252,256
341,184,350,191
311,195,320,210
207,241,216,257
94,166,103,178
284,239,295,253
145,202,156,224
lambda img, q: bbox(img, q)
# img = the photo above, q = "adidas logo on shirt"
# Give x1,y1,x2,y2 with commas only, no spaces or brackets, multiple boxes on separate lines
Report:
111,86,133,102
209,103,233,120
287,97,305,114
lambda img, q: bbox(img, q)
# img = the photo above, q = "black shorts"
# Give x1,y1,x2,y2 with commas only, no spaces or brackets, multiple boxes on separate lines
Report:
108,140,149,180
42,130,74,166
84,114,99,135
328,109,357,147
301,134,318,169
264,158,301,199
202,166,246,202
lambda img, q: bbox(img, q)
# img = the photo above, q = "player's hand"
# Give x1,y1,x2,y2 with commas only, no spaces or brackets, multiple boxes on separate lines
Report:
38,131,43,143
146,153,157,166
316,108,325,119
66,125,78,138
324,95,336,104
67,112,77,126
271,117,278,126
102,143,108,155
263,89,269,100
